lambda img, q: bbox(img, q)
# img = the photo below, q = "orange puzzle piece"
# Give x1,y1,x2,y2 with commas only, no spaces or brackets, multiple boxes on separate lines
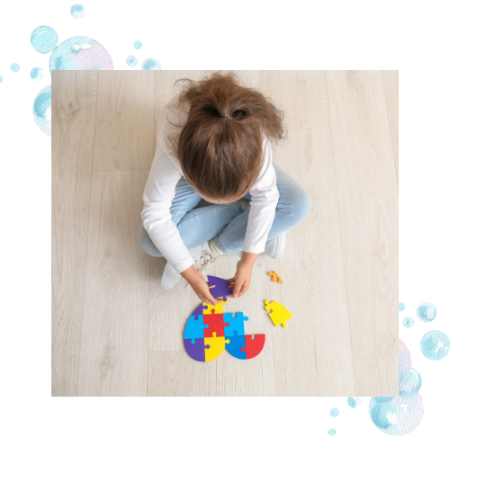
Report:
268,271,283,284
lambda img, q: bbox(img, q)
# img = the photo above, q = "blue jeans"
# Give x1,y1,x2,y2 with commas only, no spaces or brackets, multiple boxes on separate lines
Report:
139,163,312,257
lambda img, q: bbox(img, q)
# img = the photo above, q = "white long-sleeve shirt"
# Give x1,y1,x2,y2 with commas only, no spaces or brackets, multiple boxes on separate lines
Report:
141,95,279,274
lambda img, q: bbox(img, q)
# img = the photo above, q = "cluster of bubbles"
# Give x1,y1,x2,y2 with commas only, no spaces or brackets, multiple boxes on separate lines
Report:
6,3,163,137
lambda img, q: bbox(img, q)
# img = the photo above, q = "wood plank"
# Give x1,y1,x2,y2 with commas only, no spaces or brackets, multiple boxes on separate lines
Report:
93,71,156,170
148,352,217,396
326,70,399,396
77,170,151,396
52,70,98,396
383,70,399,185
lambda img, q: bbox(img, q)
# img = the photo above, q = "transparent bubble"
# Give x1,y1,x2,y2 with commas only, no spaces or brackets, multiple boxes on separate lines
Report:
416,302,437,322
142,58,162,70
11,63,20,72
30,67,44,81
398,339,412,375
30,26,59,54
70,4,86,19
369,393,424,435
330,408,339,417
403,317,415,328
347,397,361,408
49,36,113,70
126,55,138,67
327,429,337,436
134,40,143,49
33,85,51,136
399,302,405,311
0,76,3,83
399,368,422,395
420,330,450,360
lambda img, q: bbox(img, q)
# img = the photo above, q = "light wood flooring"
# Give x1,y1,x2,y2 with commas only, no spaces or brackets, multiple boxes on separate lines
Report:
51,70,399,396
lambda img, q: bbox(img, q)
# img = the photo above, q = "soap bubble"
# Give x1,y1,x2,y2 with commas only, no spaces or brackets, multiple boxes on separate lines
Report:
142,58,162,70
30,26,58,54
70,4,86,19
11,63,20,72
369,393,424,435
134,40,143,49
126,55,138,67
403,317,415,328
30,67,44,81
399,302,405,311
399,368,422,395
330,408,339,417
327,429,337,436
33,85,51,136
49,36,113,70
347,397,361,408
0,76,3,83
416,302,437,322
420,330,450,360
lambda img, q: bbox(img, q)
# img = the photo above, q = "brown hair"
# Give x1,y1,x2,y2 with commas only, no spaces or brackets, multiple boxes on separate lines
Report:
166,71,287,200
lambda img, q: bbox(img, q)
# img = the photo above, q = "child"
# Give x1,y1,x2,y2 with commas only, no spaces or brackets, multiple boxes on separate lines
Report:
139,71,311,306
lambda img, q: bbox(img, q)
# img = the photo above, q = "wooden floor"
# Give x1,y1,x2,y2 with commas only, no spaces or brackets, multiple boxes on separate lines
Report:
51,70,398,397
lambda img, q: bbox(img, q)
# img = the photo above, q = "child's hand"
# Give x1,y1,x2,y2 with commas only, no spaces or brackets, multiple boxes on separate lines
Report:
186,269,222,306
228,252,258,298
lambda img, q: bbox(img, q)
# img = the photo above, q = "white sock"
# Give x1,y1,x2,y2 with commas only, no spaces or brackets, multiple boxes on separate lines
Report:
208,238,225,257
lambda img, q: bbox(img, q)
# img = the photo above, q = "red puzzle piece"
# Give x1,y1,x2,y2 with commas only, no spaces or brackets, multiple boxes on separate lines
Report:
242,334,265,359
203,310,228,338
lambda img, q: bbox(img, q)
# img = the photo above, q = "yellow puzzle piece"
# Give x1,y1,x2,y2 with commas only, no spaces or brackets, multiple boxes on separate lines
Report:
202,299,227,315
268,271,283,284
204,332,230,361
264,300,293,328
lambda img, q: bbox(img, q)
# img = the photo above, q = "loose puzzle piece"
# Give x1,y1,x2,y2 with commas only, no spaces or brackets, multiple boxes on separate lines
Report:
203,310,228,338
192,303,208,320
268,271,283,284
225,331,246,360
223,312,249,337
184,314,209,339
207,275,234,301
264,300,293,328
202,299,227,315
204,332,229,362
241,334,266,359
184,337,208,362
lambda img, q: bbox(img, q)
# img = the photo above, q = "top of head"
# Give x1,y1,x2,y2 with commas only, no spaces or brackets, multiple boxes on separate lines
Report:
169,71,286,203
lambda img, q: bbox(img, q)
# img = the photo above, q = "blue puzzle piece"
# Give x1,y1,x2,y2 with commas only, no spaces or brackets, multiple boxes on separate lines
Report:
223,312,249,337
225,331,246,360
184,314,209,340
192,303,208,320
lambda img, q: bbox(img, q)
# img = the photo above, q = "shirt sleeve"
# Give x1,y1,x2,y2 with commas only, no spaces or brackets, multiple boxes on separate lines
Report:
242,136,280,254
141,140,194,274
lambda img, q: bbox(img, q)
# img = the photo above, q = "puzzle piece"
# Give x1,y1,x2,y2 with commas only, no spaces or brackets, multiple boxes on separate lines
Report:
184,314,209,339
225,331,246,360
192,303,208,320
204,332,229,362
241,334,266,359
207,275,234,301
203,309,228,338
184,337,208,362
223,312,249,337
264,300,293,327
202,299,227,315
268,271,283,284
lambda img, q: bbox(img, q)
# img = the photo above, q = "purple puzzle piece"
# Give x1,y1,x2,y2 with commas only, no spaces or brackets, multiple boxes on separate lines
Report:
207,275,234,301
184,337,208,362
192,303,208,320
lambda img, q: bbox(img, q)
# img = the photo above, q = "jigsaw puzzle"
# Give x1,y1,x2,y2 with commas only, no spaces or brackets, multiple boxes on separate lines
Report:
264,300,293,327
268,271,283,284
207,275,234,301
183,281,266,362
